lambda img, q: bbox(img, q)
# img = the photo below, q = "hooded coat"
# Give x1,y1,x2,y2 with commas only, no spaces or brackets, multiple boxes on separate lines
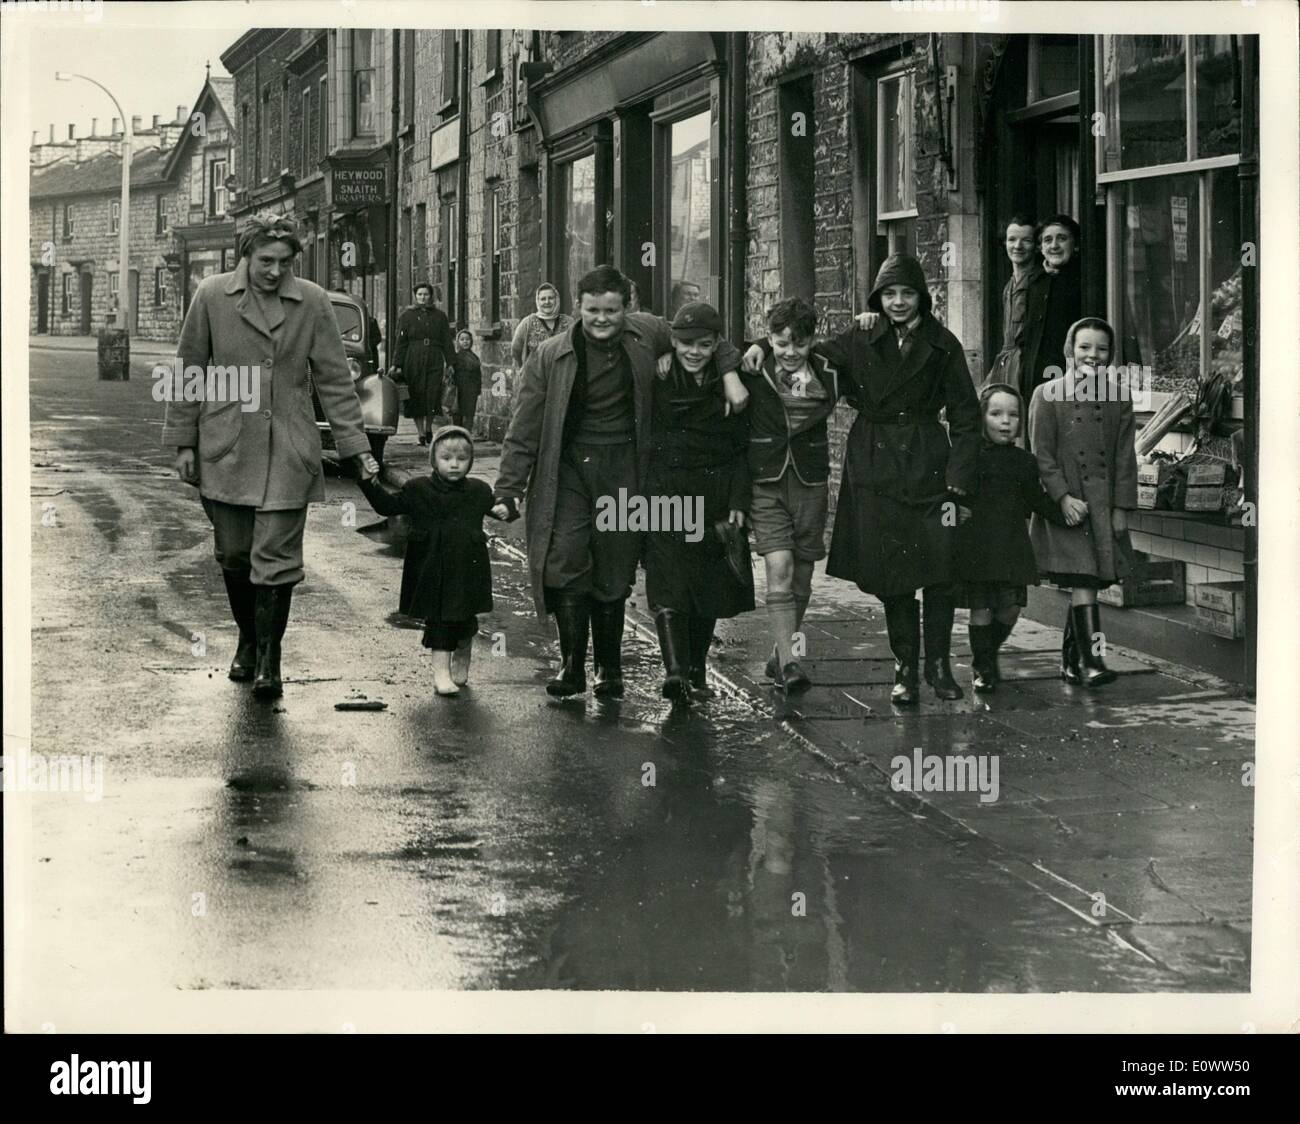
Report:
161,260,371,510
1028,371,1138,584
814,254,982,596
358,425,495,621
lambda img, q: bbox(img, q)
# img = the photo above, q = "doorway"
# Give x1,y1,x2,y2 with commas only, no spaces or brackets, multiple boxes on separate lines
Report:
36,273,50,333
128,269,140,333
79,272,93,334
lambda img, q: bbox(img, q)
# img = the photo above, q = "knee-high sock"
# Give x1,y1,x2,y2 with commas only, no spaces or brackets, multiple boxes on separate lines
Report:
767,591,799,668
791,566,812,632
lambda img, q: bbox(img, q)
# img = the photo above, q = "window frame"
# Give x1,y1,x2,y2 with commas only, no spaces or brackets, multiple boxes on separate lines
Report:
210,157,228,218
155,193,167,237
486,184,502,327
875,68,918,224
1095,35,1247,392
649,91,715,314
154,266,166,307
109,200,120,235
443,194,459,318
62,203,75,240
351,28,377,138
62,273,73,314
301,89,311,175
440,30,460,115
484,29,502,83
318,76,329,160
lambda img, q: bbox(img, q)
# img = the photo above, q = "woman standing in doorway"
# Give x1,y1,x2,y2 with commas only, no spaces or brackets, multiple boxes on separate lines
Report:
392,281,456,445
1016,214,1083,415
985,214,1043,393
511,282,574,371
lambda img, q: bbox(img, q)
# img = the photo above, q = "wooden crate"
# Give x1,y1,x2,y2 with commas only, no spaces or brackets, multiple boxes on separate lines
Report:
1097,554,1187,608
1196,603,1245,639
1137,484,1160,509
1184,485,1227,512
1186,462,1228,487
1194,580,1245,616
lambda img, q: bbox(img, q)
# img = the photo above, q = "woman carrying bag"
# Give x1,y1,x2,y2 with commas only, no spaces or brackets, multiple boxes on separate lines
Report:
391,281,456,445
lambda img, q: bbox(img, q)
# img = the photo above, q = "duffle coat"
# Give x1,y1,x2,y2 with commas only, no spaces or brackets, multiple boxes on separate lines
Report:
161,260,370,510
1028,373,1139,583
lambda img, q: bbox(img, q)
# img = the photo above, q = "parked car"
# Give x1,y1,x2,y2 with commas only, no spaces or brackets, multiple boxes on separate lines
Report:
310,290,399,464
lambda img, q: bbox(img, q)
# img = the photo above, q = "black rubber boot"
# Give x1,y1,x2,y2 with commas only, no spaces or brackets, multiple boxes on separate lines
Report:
1060,604,1082,684
922,590,963,700
252,584,294,699
1072,603,1118,687
546,590,590,697
969,623,997,693
654,609,692,704
688,615,717,698
882,596,921,705
589,598,626,698
222,568,257,682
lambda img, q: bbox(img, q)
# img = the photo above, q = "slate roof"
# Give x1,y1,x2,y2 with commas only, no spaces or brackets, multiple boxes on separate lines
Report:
31,146,170,199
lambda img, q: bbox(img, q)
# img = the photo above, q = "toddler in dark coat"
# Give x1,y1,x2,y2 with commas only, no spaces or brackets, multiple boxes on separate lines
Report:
957,383,1065,691
360,425,501,696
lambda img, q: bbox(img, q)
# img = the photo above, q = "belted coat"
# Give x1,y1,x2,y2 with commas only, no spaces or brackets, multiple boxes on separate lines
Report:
161,261,370,510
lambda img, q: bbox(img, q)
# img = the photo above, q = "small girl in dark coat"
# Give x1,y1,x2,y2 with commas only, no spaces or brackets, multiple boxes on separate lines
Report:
360,426,501,696
957,383,1066,691
449,328,483,434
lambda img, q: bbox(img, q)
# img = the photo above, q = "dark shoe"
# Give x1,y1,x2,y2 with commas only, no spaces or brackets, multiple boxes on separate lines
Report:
222,568,257,682
546,590,590,697
1072,603,1118,688
924,656,964,700
969,623,997,693
688,616,717,698
780,660,812,694
252,584,294,699
654,610,692,704
589,598,626,698
883,596,921,705
1060,606,1082,684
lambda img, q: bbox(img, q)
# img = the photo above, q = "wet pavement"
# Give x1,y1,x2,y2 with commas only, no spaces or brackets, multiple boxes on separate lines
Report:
13,346,1253,1015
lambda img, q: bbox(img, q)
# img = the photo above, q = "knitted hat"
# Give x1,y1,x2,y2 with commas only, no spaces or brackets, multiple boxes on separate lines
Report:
429,424,475,470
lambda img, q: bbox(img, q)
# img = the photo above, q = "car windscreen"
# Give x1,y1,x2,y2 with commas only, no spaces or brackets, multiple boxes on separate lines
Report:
331,302,364,343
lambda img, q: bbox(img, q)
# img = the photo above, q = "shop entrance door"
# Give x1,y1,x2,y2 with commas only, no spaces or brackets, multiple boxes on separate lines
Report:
79,272,93,334
36,273,49,333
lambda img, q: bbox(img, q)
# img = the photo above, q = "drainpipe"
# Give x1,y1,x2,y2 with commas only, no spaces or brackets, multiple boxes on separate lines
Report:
387,29,401,358
1238,35,1257,693
727,33,748,346
457,29,471,329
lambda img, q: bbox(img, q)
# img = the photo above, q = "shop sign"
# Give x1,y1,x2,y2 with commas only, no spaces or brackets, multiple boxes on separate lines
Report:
332,165,388,207
430,119,459,170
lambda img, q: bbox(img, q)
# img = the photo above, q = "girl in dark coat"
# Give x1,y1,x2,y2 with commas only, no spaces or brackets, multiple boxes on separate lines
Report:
1029,317,1138,688
644,301,754,702
359,426,501,696
958,383,1066,692
392,282,456,446
814,254,982,704
450,328,483,434
1016,215,1083,414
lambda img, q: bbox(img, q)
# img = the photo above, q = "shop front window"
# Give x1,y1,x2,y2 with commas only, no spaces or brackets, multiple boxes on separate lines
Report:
1194,36,1243,160
559,154,596,307
1117,173,1201,393
1100,35,1187,173
669,110,711,310
1206,166,1244,386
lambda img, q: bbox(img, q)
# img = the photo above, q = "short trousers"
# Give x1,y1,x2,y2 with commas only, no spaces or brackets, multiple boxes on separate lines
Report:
422,617,478,651
748,473,829,561
201,497,308,586
959,581,1028,611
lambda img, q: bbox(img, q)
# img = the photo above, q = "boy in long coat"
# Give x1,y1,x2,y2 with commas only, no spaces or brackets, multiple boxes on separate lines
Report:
493,265,741,699
806,254,981,703
162,212,378,698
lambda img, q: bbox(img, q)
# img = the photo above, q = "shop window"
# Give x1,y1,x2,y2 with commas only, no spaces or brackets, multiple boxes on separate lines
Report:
667,110,712,313
352,29,377,137
778,77,816,301
1028,34,1079,103
557,154,596,308
1194,36,1243,159
1100,36,1188,173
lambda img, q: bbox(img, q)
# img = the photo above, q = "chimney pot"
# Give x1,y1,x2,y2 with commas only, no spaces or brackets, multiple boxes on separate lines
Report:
132,115,142,131
91,116,98,134
49,124,55,143
68,124,75,140
32,130,38,146
111,116,120,135
152,114,160,129
176,104,187,124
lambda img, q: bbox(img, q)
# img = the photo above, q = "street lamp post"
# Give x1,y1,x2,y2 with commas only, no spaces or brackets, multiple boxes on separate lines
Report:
56,72,132,359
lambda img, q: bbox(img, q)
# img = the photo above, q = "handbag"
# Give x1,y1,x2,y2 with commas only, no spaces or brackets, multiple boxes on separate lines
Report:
714,519,754,589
